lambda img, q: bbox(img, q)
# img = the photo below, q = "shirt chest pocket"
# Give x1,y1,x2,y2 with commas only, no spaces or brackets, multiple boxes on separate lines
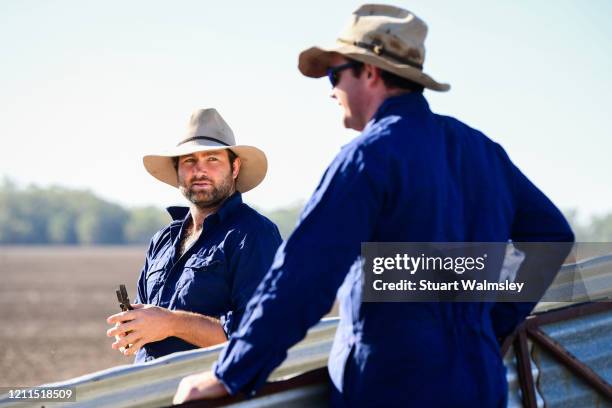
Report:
175,255,231,314
145,261,167,300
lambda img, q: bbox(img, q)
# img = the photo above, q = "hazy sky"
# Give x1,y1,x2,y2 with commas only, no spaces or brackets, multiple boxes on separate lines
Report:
1,1,611,221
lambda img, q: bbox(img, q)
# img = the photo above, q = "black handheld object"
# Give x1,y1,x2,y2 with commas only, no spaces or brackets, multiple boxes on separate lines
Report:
116,284,134,311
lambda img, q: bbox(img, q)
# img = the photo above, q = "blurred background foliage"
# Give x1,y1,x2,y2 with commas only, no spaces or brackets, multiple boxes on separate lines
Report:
0,179,610,244
0,179,302,244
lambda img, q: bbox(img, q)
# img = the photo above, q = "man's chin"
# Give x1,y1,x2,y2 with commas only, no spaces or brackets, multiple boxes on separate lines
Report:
189,192,214,205
190,194,226,209
342,114,364,132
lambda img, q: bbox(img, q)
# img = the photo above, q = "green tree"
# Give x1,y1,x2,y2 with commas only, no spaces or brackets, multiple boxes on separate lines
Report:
124,206,169,244
0,183,41,243
76,203,128,245
262,202,303,240
562,209,590,242
48,212,77,244
587,213,612,242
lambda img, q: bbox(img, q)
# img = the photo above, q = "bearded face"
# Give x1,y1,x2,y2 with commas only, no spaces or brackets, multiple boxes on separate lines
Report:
177,150,238,209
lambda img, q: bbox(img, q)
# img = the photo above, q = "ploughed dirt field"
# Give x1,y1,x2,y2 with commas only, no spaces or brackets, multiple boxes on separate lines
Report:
0,246,146,387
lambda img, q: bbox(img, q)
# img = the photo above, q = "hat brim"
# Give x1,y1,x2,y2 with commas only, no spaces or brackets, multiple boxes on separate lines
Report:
143,144,267,194
298,44,450,92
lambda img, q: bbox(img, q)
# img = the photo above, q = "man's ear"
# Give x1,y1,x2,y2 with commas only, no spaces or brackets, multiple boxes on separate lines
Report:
364,64,381,85
232,156,241,180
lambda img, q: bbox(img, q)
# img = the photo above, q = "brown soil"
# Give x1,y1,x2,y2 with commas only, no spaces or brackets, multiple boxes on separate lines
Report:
0,246,146,387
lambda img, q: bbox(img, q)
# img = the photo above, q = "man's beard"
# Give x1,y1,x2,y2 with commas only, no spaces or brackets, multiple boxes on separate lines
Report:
180,176,234,209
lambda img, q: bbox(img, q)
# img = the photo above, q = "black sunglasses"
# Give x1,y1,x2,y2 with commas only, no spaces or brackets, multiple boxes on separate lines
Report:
326,61,357,88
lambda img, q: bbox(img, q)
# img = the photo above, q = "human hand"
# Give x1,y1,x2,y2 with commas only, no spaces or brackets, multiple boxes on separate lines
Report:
106,304,175,356
112,322,130,353
173,371,229,405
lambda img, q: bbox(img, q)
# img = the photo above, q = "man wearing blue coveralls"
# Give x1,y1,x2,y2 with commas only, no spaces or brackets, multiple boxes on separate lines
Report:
174,5,574,407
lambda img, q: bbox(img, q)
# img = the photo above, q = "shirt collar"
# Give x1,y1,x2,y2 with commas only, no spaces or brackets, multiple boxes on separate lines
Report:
167,206,190,221
372,92,431,123
215,191,243,223
165,191,243,223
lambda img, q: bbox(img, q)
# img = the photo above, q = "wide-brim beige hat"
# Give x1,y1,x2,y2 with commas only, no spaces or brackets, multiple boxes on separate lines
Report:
143,108,267,193
299,4,450,92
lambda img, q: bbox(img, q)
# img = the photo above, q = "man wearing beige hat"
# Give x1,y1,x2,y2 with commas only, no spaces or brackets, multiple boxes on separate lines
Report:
174,5,573,407
106,108,282,363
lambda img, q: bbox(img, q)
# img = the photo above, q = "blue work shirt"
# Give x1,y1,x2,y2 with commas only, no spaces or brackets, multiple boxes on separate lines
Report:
214,93,574,407
133,192,282,363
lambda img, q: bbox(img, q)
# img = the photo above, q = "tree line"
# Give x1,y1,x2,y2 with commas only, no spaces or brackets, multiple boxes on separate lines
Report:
0,180,302,245
0,180,610,245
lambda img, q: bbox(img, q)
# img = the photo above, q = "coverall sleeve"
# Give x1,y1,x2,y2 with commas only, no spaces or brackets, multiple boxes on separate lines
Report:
491,160,574,339
214,144,386,395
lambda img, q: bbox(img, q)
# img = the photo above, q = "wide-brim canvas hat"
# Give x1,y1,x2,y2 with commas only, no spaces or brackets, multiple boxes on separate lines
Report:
143,108,267,193
298,4,450,92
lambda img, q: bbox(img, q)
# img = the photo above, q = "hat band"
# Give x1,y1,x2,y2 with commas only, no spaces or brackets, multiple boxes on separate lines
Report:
177,136,230,147
337,38,423,70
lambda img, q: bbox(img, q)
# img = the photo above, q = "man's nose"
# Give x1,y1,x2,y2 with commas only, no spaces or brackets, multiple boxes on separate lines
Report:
193,160,209,176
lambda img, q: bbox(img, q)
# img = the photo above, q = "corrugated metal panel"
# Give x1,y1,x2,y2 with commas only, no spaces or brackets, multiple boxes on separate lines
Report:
538,254,612,310
534,257,612,314
531,254,612,407
532,309,612,408
505,343,544,408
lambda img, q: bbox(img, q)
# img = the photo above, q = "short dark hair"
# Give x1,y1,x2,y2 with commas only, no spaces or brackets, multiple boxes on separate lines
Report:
226,149,238,167
172,149,239,172
349,60,424,93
